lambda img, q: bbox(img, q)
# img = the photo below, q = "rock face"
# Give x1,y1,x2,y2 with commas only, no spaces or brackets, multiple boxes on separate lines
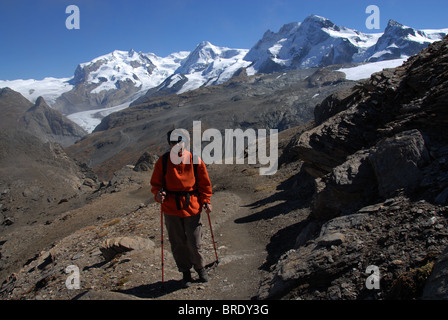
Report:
369,129,429,198
21,97,86,147
0,88,86,147
295,35,448,219
258,197,448,300
257,35,448,299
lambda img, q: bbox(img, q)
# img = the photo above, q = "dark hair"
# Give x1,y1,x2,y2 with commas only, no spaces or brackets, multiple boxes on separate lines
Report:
167,129,183,144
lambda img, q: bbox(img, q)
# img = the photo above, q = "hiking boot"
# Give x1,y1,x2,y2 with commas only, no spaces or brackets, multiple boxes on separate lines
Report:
182,271,192,288
197,268,209,282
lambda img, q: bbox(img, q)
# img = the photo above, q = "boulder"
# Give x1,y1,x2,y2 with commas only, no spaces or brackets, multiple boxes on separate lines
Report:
133,152,158,172
312,149,377,220
369,129,429,198
100,236,155,261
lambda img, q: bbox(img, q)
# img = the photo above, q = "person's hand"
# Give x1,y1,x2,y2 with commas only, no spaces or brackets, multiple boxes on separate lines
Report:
203,203,212,214
156,189,166,203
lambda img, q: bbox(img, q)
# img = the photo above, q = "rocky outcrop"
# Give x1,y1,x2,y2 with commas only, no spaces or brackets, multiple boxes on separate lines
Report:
0,88,86,146
307,68,346,88
312,129,430,220
133,152,158,172
21,96,86,147
258,196,448,300
258,36,448,299
295,35,448,219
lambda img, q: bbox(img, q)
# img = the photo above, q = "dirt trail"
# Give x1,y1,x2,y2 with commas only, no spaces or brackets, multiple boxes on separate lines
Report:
154,191,269,300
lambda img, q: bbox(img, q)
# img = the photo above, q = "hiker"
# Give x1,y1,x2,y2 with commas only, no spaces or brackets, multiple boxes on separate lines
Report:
150,129,213,288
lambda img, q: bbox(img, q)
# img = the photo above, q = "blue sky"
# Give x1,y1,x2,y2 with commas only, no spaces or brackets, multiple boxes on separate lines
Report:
1,0,447,80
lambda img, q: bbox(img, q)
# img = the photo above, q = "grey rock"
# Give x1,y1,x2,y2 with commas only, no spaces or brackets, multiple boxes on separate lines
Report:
369,129,429,198
317,232,345,247
100,236,155,262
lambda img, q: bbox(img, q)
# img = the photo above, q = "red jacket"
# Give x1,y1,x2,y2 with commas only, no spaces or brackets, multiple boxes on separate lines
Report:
150,150,212,217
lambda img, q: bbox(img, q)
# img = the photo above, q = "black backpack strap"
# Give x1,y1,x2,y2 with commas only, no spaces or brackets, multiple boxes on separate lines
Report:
161,152,169,190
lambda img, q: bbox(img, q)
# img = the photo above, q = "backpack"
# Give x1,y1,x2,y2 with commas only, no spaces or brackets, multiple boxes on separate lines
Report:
161,152,200,210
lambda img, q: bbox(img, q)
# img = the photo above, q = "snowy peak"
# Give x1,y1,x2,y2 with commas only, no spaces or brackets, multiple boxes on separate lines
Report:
301,14,339,36
366,19,446,62
69,48,191,95
49,49,190,114
151,41,250,94
245,14,357,73
244,14,448,73
175,41,248,75
71,49,157,92
176,41,221,74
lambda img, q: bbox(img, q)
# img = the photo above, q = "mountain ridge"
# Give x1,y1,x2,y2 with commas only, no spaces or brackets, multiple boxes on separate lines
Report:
244,16,447,73
1,15,447,134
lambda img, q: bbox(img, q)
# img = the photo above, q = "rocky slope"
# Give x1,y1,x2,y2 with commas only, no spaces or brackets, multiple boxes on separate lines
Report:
0,89,95,284
257,35,448,299
20,96,86,147
0,88,86,147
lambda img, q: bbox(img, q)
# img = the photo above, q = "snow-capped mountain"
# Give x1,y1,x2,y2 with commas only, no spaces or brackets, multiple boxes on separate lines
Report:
1,14,447,134
364,20,448,62
70,49,189,93
0,49,189,115
22,43,249,116
137,41,250,98
244,15,448,73
51,49,190,114
244,15,381,73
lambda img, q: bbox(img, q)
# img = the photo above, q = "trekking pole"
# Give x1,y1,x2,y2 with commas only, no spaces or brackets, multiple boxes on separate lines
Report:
206,210,219,265
161,205,164,286
160,189,165,288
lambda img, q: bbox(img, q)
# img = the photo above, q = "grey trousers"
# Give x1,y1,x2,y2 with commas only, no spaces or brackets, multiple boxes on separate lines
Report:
164,213,205,273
